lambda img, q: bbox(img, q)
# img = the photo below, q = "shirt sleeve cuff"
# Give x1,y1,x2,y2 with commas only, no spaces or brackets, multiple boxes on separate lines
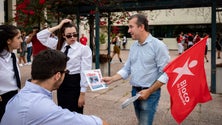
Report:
117,70,128,79
157,72,169,84
81,87,87,92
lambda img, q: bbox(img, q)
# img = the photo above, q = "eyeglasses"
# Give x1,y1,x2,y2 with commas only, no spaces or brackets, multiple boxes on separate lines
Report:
65,34,78,39
59,70,70,74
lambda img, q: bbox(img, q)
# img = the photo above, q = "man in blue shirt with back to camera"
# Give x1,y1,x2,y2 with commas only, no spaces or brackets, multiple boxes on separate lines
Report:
103,14,170,125
1,49,108,125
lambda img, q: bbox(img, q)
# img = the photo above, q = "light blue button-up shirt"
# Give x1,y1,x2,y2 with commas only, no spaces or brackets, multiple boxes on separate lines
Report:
118,34,170,87
1,81,102,125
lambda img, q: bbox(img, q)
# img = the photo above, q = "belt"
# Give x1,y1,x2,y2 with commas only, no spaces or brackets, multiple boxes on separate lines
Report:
133,86,149,91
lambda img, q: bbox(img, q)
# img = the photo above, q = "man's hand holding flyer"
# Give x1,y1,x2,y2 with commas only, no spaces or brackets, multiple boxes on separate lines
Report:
84,69,108,91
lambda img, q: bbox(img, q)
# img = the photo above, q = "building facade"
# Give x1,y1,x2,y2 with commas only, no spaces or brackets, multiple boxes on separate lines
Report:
101,7,222,50
0,0,16,25
1,1,222,50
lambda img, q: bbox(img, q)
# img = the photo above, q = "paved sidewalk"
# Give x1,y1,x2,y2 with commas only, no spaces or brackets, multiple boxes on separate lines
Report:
20,50,222,125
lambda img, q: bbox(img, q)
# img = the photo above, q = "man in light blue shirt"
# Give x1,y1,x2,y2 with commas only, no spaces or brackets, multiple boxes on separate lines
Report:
1,49,108,125
103,14,170,125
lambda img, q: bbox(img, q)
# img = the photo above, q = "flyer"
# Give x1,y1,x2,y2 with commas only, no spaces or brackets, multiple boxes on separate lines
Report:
84,69,108,91
121,93,141,109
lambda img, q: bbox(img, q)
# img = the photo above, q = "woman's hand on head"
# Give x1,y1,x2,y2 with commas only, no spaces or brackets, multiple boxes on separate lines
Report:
58,19,72,28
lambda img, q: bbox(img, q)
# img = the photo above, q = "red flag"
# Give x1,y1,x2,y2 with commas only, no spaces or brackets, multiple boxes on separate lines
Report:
163,36,212,124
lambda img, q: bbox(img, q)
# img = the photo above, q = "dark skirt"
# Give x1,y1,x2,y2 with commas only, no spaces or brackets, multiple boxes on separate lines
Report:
57,73,83,114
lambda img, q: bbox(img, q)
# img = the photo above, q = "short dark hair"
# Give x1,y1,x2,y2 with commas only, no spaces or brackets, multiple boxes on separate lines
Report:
0,25,20,53
128,14,149,32
31,49,69,81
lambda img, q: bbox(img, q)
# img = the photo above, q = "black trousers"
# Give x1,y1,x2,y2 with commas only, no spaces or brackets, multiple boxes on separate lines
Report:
57,74,83,114
0,90,18,121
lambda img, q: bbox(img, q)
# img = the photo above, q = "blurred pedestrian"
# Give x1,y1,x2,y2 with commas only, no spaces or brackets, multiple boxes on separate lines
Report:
110,34,122,63
122,35,127,49
193,32,201,44
203,33,209,62
26,27,49,58
176,32,184,55
18,31,27,66
25,31,33,65
187,33,194,49
216,33,222,59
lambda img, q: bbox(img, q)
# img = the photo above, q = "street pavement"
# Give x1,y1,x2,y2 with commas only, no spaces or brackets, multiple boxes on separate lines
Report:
19,50,222,125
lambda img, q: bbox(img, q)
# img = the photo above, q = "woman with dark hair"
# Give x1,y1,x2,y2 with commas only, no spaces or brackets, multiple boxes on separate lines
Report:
0,24,22,121
37,19,92,114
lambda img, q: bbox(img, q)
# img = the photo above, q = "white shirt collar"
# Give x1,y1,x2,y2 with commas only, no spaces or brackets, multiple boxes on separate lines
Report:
0,50,11,62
